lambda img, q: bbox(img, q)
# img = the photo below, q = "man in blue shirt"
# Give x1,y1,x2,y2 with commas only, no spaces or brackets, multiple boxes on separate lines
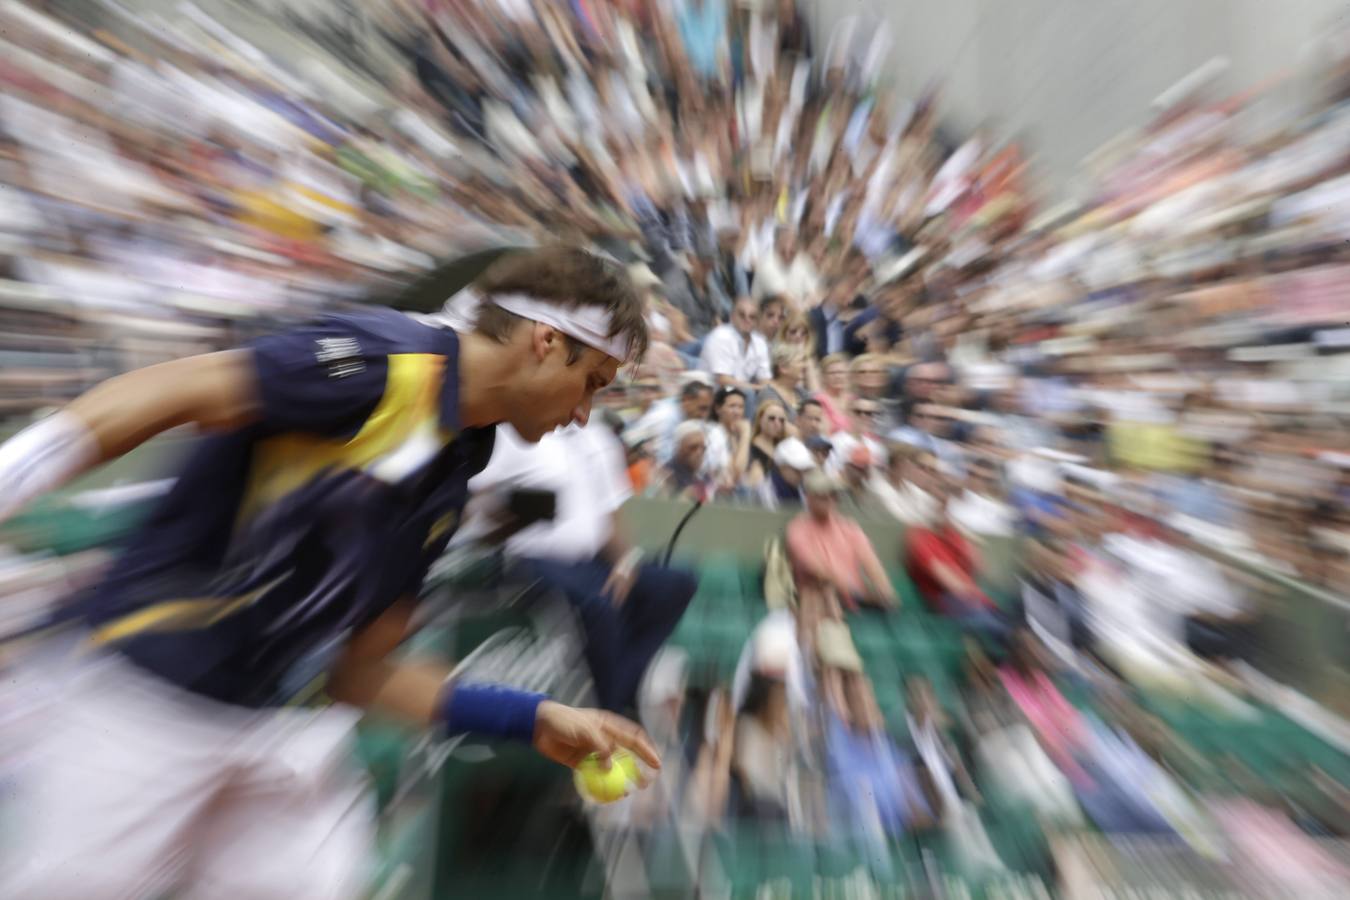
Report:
0,247,661,898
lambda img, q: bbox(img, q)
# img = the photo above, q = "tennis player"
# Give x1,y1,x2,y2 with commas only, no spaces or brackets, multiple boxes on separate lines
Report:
0,246,659,898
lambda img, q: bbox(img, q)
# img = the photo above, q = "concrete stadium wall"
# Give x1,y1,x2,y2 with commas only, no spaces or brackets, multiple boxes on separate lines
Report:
808,0,1349,199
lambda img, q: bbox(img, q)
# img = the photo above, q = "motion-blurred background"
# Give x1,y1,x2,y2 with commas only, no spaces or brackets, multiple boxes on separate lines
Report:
0,1,1348,897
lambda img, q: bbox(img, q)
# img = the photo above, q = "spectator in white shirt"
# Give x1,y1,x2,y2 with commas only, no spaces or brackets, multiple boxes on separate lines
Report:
632,378,715,463
949,457,1018,541
468,421,698,714
753,228,821,306
871,444,940,528
700,296,772,392
705,386,752,493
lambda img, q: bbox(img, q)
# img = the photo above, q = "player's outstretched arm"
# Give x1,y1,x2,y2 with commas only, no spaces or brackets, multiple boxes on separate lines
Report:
0,351,259,524
330,601,661,772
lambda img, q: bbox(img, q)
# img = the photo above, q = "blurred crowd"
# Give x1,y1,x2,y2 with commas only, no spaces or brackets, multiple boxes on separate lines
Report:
0,0,1347,893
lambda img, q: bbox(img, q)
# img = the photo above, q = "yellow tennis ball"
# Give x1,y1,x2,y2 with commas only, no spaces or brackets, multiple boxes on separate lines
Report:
573,750,639,804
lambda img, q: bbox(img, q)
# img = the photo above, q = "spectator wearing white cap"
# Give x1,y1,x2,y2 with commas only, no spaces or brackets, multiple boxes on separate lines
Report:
752,436,815,509
648,421,714,501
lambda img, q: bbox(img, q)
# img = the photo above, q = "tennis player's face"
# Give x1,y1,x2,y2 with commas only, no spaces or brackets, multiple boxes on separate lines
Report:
514,332,619,442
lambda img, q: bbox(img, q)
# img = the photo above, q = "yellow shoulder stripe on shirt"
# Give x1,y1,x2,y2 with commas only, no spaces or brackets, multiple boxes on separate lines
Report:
88,572,292,646
236,352,451,529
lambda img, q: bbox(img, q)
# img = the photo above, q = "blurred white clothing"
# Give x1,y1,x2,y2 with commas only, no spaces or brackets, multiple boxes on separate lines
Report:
0,649,372,899
949,490,1017,539
699,324,771,384
468,422,631,562
869,475,938,527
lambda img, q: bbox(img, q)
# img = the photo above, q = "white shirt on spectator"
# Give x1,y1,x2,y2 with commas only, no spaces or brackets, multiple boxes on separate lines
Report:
467,421,631,563
825,432,886,478
632,397,693,464
700,324,771,384
869,476,937,527
949,490,1017,539
703,422,734,480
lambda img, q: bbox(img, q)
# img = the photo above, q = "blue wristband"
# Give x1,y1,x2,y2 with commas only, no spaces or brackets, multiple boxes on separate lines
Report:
440,682,548,744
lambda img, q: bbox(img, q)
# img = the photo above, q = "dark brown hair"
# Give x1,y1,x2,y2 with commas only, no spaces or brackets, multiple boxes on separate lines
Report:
473,246,649,364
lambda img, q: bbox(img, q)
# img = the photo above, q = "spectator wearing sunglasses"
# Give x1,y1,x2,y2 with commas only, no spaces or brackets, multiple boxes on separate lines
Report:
827,397,888,480
700,296,772,393
745,400,792,491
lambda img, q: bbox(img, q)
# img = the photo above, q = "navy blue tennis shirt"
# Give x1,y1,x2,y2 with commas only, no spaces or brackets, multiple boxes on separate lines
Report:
80,308,496,707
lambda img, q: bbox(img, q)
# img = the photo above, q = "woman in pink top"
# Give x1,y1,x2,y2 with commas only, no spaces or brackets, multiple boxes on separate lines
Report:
998,631,1090,785
814,354,855,434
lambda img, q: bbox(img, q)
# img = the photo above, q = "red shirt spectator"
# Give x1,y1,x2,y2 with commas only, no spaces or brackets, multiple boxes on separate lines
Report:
906,523,995,614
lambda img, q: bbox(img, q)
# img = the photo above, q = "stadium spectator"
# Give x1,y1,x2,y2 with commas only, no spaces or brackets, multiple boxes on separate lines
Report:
787,470,898,611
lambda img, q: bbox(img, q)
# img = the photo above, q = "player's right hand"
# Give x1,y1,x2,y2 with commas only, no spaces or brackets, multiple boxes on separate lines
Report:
532,701,662,772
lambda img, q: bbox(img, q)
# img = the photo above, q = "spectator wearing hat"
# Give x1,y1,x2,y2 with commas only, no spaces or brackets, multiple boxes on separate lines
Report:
759,436,815,508
804,434,834,469
787,470,899,611
649,421,713,501
717,609,812,825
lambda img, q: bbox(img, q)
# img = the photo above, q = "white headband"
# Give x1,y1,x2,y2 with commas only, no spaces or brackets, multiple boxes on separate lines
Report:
447,288,633,363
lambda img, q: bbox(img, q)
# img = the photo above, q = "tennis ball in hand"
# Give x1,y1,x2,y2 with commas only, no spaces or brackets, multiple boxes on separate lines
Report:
573,750,640,804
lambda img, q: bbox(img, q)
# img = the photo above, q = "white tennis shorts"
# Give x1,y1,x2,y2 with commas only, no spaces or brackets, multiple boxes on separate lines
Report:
0,646,374,899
